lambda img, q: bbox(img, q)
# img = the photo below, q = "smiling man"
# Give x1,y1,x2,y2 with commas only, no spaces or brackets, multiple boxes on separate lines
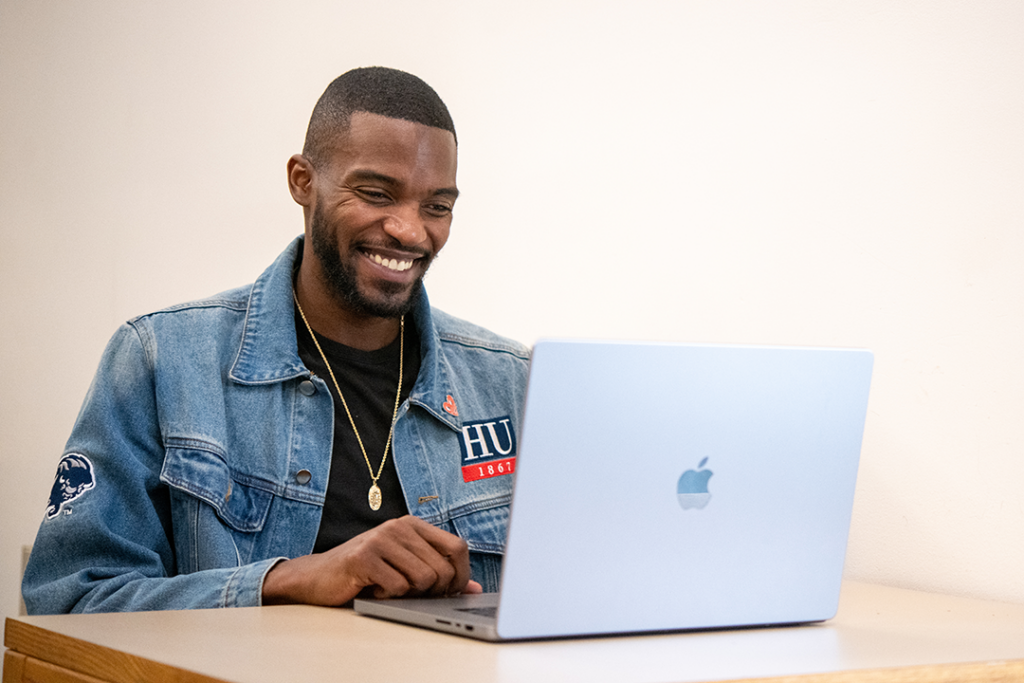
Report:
23,68,530,613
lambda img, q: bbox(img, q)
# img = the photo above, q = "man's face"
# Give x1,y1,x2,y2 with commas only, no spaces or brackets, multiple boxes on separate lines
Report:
309,111,458,319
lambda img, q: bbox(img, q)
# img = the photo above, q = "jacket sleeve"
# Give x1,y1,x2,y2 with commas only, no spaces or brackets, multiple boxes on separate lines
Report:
22,322,284,613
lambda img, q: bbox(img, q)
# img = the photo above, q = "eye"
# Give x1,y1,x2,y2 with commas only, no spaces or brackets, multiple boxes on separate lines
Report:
423,202,453,218
356,188,392,203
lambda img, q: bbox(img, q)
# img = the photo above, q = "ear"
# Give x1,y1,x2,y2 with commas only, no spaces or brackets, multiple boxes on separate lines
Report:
287,154,316,207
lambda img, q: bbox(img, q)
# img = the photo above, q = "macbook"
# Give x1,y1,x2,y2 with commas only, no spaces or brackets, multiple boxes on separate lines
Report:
355,339,874,641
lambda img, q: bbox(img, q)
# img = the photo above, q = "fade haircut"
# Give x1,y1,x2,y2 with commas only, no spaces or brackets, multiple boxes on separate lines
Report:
302,66,456,169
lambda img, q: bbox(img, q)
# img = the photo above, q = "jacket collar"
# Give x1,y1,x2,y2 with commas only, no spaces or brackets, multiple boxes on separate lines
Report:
229,236,308,385
408,295,462,433
228,236,461,431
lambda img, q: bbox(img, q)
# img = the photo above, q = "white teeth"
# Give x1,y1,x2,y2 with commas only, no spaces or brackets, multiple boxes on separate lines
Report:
371,254,413,271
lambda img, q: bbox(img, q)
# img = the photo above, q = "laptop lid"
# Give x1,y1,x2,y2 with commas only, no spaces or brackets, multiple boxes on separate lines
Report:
357,339,873,641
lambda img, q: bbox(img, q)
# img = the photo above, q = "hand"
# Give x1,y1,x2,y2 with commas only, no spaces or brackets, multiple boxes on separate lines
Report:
262,515,480,606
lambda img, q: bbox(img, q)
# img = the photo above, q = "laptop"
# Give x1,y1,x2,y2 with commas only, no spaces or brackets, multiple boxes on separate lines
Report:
355,339,874,641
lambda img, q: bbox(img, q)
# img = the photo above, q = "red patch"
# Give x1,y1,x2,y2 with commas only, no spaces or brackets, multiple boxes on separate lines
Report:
442,395,459,416
462,457,516,482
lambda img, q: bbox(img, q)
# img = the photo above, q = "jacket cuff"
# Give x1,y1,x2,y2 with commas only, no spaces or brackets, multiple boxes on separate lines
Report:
223,557,289,608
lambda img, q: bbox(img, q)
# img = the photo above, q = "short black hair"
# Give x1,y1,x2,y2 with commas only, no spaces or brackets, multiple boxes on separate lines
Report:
302,66,456,169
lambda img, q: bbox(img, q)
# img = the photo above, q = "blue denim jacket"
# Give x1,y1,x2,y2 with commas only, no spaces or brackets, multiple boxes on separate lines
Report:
23,237,530,613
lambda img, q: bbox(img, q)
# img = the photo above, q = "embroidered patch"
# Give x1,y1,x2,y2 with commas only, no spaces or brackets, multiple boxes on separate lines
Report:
46,453,96,519
458,416,517,482
442,395,459,416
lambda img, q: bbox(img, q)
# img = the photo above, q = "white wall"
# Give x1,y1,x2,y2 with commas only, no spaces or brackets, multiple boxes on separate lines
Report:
2,0,1022,620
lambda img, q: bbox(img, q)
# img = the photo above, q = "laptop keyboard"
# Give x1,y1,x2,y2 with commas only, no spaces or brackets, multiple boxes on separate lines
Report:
455,606,498,618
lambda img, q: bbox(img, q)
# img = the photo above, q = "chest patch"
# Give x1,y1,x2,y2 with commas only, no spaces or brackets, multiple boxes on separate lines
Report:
46,453,96,519
458,416,517,482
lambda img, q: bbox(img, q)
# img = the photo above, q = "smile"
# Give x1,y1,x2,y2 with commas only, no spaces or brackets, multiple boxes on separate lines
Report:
368,252,415,272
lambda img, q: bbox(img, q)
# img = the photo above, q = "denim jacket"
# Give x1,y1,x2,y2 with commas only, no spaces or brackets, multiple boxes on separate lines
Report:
23,237,530,613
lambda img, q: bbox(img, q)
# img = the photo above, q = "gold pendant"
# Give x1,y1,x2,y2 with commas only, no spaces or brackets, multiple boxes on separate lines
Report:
368,483,382,511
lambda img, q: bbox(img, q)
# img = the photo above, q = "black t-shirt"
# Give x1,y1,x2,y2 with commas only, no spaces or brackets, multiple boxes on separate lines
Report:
294,308,421,554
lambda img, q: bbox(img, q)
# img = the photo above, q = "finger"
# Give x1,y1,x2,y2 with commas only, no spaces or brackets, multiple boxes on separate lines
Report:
335,538,415,599
359,553,416,599
375,542,453,596
337,519,452,598
263,550,406,606
343,516,471,598
376,519,460,595
335,517,449,597
395,516,473,594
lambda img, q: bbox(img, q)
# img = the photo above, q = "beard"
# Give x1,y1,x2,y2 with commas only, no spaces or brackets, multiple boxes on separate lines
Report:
309,201,428,319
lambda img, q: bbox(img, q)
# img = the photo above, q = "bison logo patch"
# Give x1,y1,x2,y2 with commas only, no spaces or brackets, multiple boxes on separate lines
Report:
46,453,96,519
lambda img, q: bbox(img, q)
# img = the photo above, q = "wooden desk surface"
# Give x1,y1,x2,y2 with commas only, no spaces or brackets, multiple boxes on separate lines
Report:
5,581,1024,683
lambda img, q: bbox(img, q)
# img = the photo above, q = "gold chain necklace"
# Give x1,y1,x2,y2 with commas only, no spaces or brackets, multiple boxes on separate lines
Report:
293,291,404,511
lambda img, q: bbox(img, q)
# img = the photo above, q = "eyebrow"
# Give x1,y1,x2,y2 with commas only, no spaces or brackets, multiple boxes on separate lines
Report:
348,169,459,200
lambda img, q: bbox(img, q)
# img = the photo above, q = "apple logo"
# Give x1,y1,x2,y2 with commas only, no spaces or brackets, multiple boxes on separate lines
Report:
677,457,713,510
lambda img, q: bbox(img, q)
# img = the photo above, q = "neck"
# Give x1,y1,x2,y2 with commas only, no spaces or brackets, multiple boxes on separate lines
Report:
293,262,402,352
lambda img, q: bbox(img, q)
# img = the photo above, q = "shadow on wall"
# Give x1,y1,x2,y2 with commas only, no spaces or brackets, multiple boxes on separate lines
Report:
19,545,30,616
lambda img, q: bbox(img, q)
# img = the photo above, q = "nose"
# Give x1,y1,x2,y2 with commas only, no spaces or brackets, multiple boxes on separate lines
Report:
382,203,428,246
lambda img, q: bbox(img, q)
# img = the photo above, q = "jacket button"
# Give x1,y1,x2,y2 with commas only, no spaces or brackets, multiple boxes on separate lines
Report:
295,469,312,485
298,380,316,396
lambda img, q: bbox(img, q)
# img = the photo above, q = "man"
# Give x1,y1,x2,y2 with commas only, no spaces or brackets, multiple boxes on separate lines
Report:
23,67,530,613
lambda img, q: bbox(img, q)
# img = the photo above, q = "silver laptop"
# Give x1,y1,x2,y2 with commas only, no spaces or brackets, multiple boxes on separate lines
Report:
355,339,874,641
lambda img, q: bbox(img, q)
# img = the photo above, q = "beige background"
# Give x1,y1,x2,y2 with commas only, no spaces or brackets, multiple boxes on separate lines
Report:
1,1,1022,620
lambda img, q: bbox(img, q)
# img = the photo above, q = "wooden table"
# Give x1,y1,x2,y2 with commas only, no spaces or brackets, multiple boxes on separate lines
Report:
4,581,1024,683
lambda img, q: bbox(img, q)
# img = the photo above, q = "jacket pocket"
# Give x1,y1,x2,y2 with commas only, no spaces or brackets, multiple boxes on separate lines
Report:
161,440,274,533
449,496,510,555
